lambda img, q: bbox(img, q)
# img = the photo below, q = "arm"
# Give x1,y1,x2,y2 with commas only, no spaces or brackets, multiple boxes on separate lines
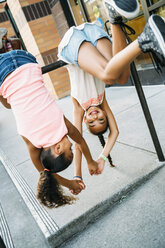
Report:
21,136,44,172
72,97,84,178
100,94,119,160
0,96,11,109
64,115,99,175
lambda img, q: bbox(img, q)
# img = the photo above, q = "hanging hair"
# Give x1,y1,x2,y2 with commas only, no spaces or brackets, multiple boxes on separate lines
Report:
37,148,76,208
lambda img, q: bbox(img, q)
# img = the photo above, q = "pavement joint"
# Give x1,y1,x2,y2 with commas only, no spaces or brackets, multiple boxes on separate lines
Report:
116,141,156,155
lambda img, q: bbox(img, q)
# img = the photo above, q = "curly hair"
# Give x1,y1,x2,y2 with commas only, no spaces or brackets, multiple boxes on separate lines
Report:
37,171,76,208
37,148,76,208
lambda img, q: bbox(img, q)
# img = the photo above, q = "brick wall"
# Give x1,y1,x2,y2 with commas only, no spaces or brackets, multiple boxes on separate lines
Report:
0,0,70,99
0,3,15,36
50,1,69,39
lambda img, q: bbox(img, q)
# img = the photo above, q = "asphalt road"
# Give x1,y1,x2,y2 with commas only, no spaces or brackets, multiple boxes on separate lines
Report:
60,166,165,248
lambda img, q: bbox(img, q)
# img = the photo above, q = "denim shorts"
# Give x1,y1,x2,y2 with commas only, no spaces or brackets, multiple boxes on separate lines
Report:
59,23,111,66
0,50,38,86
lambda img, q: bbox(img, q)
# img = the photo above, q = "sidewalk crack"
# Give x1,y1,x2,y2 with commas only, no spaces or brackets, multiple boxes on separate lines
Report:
116,140,156,155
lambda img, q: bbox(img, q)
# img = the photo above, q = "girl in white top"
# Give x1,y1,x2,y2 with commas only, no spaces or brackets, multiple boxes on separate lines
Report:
58,0,165,188
58,22,120,187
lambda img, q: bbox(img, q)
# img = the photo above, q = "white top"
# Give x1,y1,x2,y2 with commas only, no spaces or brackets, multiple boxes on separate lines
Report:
67,64,105,110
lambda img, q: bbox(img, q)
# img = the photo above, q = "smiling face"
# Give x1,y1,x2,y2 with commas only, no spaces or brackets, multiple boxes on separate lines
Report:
84,106,108,134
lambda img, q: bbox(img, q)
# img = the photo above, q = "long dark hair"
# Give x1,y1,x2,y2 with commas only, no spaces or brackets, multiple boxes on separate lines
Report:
37,148,76,208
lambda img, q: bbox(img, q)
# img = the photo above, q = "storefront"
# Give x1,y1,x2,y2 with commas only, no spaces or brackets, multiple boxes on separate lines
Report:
66,0,165,71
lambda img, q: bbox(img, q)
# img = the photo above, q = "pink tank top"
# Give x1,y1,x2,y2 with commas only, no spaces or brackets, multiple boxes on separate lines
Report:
0,63,68,148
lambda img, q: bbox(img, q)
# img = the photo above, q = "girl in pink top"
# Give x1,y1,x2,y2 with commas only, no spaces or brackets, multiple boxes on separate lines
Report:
0,50,101,208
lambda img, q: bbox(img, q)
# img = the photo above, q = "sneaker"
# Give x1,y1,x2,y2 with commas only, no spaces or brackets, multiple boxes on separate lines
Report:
104,0,139,23
138,15,165,58
104,1,122,24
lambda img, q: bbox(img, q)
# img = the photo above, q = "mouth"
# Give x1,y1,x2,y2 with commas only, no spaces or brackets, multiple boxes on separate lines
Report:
89,110,98,115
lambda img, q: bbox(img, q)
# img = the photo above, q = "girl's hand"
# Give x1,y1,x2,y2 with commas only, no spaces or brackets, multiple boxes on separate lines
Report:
69,179,85,195
88,160,102,175
73,176,86,189
96,158,105,174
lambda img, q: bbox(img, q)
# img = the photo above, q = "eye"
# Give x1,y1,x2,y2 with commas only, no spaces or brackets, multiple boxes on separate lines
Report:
89,121,94,124
99,118,104,121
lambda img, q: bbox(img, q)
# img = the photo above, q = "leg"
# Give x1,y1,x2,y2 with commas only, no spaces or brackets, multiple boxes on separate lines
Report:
95,26,130,84
110,24,130,84
78,40,115,84
78,37,140,85
104,39,141,84
103,1,165,85
104,15,165,84
78,15,164,85
96,24,131,84
78,21,131,84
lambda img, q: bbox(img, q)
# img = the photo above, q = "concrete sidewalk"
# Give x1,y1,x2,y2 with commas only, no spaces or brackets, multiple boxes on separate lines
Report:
0,85,165,248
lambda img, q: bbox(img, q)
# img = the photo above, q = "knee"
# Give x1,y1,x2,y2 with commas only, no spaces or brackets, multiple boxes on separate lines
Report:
116,76,129,85
116,71,130,85
100,72,116,85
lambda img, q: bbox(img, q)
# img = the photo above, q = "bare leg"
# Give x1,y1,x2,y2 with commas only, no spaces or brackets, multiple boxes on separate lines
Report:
78,40,115,83
104,39,141,84
78,23,142,85
110,24,130,83
96,24,130,84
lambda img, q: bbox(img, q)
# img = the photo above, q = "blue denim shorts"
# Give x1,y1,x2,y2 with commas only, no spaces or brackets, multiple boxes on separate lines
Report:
59,23,111,66
0,50,38,86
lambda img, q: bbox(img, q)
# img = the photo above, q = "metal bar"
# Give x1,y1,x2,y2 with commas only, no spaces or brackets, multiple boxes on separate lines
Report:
41,60,67,74
67,0,77,26
77,0,90,22
148,0,165,12
140,0,150,20
130,62,165,161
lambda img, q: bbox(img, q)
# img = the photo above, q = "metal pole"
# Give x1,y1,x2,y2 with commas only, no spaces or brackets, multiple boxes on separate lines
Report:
41,60,67,74
140,0,150,21
130,62,165,161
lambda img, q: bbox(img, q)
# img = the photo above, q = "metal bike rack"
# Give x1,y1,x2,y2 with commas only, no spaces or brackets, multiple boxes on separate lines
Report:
130,61,165,161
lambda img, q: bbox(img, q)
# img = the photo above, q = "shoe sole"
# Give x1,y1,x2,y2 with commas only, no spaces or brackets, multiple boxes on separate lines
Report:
104,0,139,19
149,15,165,57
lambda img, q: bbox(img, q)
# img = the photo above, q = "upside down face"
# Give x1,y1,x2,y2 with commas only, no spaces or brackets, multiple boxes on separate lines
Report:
84,106,108,134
